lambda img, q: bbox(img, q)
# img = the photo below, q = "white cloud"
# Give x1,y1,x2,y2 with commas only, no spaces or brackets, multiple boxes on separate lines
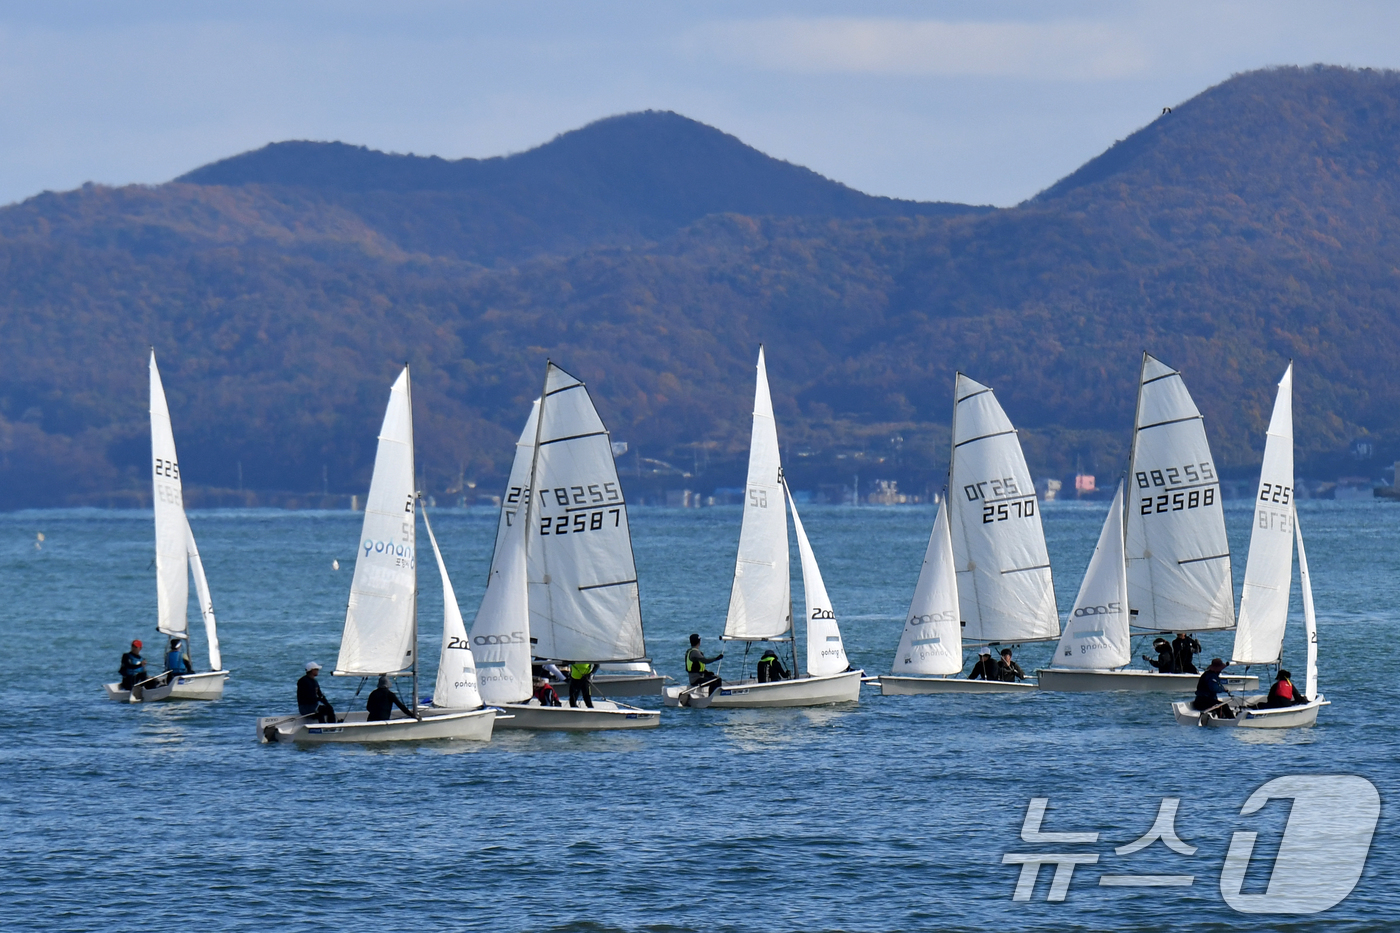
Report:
695,17,1152,80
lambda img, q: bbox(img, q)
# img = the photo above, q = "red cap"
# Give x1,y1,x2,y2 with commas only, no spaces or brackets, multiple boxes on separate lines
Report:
132,639,143,649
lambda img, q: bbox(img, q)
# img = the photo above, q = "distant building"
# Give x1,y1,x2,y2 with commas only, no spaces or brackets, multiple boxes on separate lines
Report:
1037,478,1063,501
1074,474,1096,495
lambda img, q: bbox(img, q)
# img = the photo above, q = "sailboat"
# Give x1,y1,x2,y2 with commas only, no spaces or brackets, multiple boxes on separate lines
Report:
104,351,229,703
879,374,1056,694
257,366,497,743
1172,363,1327,727
469,362,660,729
1038,354,1258,692
664,347,862,708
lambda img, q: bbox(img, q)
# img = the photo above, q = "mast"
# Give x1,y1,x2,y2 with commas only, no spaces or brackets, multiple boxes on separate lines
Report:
522,361,550,660
406,364,418,714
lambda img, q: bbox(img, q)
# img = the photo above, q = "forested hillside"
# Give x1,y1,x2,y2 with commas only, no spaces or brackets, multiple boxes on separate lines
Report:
0,65,1396,508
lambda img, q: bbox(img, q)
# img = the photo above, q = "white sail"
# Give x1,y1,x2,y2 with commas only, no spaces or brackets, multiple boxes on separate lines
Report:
891,501,962,676
1124,354,1234,633
724,346,792,640
1233,364,1295,665
335,366,417,676
491,399,539,581
150,352,189,640
1295,506,1318,700
526,363,645,662
185,515,221,671
785,485,848,676
422,507,482,710
947,373,1059,644
470,512,533,705
1053,481,1132,670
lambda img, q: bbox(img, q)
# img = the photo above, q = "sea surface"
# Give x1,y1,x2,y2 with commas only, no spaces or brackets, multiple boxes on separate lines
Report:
0,499,1395,932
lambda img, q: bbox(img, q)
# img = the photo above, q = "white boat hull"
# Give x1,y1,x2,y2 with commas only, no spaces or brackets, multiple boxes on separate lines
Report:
877,675,1037,695
666,670,862,708
103,670,230,703
493,699,660,730
1036,668,1258,693
1171,696,1327,728
586,673,665,697
256,707,497,744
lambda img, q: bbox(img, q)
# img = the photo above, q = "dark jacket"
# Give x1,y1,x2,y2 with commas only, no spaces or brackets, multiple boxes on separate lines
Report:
297,673,328,715
756,652,790,683
367,685,413,721
1171,635,1201,673
997,659,1026,682
120,651,146,678
1147,646,1176,673
968,656,999,680
1195,669,1228,705
1266,678,1307,707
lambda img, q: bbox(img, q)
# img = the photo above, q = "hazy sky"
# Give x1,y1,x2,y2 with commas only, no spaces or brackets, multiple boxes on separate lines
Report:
3,1,1400,207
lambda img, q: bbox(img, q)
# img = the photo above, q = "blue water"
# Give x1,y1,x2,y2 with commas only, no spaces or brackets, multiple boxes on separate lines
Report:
1,500,1395,932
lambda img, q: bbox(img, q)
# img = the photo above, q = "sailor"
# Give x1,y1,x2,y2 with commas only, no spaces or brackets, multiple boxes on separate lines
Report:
1172,632,1202,674
685,634,723,694
756,648,790,683
967,647,999,680
297,661,337,723
366,675,416,721
532,676,562,707
1191,658,1235,717
165,637,193,676
119,640,147,690
1265,669,1308,708
997,647,1026,682
567,661,597,710
1144,637,1177,673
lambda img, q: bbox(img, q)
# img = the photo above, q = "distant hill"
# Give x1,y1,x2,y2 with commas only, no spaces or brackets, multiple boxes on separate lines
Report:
0,66,1398,509
172,111,987,265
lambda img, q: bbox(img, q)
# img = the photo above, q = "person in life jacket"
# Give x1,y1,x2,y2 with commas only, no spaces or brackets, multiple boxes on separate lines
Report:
1172,632,1202,674
165,638,193,676
755,648,790,683
685,633,723,694
366,675,417,721
566,661,596,709
532,676,561,707
1264,669,1308,708
1191,657,1235,718
119,640,147,690
1144,638,1176,673
997,648,1026,682
967,647,999,680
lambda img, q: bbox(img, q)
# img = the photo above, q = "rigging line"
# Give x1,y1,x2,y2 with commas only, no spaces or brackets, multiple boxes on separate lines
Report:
953,428,1016,448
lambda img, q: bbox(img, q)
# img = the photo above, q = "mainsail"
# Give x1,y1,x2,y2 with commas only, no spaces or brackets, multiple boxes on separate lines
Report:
1052,481,1132,670
525,363,645,662
1124,354,1234,633
786,486,849,676
150,352,189,640
335,366,418,676
723,347,791,641
947,374,1059,644
1233,364,1295,665
890,501,962,676
422,507,482,710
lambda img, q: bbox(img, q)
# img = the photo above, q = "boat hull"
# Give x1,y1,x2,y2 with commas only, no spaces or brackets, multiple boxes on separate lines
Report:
493,699,660,730
1037,668,1259,693
668,670,862,708
256,708,497,744
1171,696,1327,728
586,673,665,697
104,670,230,703
877,675,1037,695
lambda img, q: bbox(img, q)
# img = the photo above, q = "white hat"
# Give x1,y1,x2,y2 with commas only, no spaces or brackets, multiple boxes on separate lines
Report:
978,647,991,656
305,661,322,671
